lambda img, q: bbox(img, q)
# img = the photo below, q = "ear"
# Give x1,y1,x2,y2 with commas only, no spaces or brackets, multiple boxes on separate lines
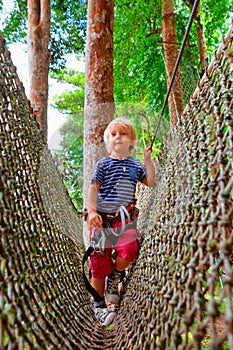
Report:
130,140,137,149
129,145,134,153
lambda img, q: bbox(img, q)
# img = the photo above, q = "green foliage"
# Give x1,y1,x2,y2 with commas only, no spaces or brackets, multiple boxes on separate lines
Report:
114,0,167,113
54,126,83,210
1,0,87,70
106,323,115,330
1,0,28,42
51,69,85,209
175,0,233,60
50,0,87,70
51,69,85,113
113,0,201,136
200,0,233,57
114,0,232,129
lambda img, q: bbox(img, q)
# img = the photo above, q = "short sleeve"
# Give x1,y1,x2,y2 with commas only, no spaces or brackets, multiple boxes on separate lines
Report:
138,163,147,182
91,159,105,185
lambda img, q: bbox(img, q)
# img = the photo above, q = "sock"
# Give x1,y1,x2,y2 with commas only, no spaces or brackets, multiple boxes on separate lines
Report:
94,297,106,309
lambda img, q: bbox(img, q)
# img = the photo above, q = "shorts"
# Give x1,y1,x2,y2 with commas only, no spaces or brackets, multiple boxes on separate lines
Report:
89,227,139,279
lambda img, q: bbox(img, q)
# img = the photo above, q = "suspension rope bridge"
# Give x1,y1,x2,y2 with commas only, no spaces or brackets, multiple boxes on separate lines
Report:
0,22,233,349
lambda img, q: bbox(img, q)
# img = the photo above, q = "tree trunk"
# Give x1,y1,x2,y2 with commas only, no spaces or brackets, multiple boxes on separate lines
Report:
28,0,50,142
190,0,208,74
162,0,184,128
83,0,114,212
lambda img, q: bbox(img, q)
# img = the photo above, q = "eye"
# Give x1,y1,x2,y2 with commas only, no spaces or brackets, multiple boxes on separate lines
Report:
111,132,116,136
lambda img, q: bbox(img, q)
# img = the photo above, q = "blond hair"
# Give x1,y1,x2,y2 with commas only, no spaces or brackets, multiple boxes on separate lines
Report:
104,117,137,154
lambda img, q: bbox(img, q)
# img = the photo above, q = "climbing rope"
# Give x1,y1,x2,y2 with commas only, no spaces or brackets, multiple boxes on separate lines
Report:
150,0,200,149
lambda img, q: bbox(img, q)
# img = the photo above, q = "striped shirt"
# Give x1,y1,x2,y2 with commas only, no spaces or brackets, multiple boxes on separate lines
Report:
91,156,146,213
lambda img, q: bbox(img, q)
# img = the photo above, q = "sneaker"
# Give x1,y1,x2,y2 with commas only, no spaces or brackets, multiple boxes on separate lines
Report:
94,307,116,326
105,270,121,304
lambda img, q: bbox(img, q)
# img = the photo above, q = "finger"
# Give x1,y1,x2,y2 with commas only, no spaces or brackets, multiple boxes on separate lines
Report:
95,219,102,227
94,215,102,228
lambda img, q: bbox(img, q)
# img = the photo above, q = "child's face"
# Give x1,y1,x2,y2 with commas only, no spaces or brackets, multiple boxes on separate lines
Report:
109,125,133,155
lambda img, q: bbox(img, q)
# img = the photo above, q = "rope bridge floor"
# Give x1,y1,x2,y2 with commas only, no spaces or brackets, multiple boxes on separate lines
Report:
1,24,233,349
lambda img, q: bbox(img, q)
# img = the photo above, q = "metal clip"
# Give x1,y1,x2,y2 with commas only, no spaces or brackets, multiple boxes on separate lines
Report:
90,229,106,255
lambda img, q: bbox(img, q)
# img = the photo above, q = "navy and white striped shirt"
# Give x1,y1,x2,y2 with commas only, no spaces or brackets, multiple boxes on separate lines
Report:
91,156,146,213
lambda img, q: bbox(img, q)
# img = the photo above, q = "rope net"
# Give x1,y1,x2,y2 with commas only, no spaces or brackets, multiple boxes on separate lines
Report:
1,23,233,349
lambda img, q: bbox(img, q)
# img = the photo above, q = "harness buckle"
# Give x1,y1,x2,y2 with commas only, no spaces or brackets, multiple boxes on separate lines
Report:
90,229,106,255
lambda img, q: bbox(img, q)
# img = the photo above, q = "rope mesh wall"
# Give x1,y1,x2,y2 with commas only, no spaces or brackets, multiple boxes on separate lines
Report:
1,23,233,350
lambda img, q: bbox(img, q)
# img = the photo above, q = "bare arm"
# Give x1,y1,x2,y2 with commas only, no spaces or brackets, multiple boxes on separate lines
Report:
87,180,102,228
142,147,156,188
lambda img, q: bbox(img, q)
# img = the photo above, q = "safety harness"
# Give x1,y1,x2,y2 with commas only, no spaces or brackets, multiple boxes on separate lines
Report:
82,204,139,300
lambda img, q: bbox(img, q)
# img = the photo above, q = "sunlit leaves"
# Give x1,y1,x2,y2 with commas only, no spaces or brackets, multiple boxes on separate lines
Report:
51,69,84,209
1,0,87,70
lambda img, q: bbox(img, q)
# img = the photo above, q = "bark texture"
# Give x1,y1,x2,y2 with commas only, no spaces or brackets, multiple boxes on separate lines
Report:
28,0,50,142
192,1,208,73
83,0,114,209
162,0,184,128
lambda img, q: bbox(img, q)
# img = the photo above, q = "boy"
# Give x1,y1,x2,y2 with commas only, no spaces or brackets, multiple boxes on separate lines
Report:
87,117,155,326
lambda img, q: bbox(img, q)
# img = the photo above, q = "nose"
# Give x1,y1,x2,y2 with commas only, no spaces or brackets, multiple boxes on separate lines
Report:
115,132,121,139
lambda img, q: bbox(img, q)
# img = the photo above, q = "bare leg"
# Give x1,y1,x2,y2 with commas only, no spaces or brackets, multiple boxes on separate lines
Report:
91,277,105,297
115,256,131,271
